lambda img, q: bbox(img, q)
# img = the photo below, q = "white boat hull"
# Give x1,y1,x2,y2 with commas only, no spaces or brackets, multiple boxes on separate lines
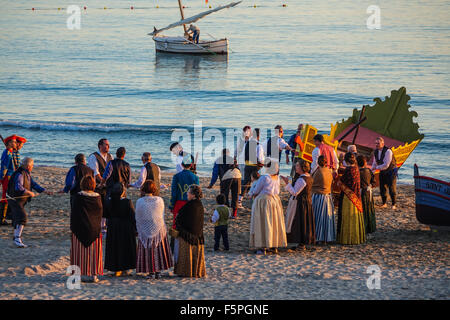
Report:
153,36,228,54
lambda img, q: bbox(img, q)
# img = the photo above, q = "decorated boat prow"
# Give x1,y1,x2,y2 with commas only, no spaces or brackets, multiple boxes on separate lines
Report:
414,164,450,226
295,87,424,170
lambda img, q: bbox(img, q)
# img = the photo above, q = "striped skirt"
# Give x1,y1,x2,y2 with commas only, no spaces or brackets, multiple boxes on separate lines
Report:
312,193,336,242
70,233,103,276
136,236,174,274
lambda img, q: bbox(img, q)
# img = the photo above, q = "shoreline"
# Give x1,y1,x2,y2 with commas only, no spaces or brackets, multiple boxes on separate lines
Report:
0,166,448,300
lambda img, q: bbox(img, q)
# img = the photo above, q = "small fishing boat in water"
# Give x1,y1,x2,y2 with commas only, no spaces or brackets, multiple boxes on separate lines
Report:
148,1,242,55
414,164,450,226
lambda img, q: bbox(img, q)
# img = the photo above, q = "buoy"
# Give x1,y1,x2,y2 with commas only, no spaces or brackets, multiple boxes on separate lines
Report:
84,6,86,10
104,6,107,9
182,6,185,9
282,4,287,7
254,5,257,8
209,5,212,8
32,8,35,11
131,6,134,10
156,5,159,8
58,7,61,11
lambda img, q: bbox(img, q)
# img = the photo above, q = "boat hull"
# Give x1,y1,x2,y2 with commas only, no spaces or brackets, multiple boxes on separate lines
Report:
153,36,228,54
414,164,450,226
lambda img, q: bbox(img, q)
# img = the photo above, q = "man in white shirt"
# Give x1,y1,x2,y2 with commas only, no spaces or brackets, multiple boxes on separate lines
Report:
240,128,265,200
263,125,293,163
371,137,397,210
88,138,113,185
170,142,185,173
88,138,113,233
131,152,165,195
236,125,252,167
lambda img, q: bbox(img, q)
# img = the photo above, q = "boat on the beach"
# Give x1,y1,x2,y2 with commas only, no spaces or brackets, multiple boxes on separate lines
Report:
414,164,450,226
148,1,242,55
297,87,424,175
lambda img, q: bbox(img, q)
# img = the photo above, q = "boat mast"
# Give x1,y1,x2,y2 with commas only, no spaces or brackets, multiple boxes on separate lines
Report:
177,0,188,34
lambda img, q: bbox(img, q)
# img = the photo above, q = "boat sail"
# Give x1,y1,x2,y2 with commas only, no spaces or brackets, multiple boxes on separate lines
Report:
149,1,242,54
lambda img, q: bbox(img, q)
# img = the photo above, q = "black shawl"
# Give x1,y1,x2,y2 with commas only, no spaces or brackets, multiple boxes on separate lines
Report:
175,199,205,245
70,192,103,247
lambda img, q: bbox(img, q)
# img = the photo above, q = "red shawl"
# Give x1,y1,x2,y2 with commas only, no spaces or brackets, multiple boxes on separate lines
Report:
340,166,363,213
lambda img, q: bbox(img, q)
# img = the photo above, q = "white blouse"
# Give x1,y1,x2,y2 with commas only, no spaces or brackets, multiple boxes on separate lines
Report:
284,174,309,197
249,174,280,197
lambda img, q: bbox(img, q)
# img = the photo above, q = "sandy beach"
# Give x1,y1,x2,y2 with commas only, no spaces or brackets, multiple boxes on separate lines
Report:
0,166,448,300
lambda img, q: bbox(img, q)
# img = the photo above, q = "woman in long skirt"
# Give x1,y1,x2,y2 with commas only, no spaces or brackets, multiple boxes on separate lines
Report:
311,155,335,243
337,153,366,245
249,160,287,255
281,160,315,248
104,183,137,276
70,176,103,283
357,155,376,233
173,185,206,278
135,180,173,279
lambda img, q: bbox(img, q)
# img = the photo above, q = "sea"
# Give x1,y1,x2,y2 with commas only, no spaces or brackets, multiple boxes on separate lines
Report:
0,0,449,183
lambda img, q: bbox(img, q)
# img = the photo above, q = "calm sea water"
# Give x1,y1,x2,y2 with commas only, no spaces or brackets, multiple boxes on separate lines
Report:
0,0,449,182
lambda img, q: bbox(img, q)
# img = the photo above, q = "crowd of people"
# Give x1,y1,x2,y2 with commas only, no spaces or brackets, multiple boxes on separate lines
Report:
0,125,398,282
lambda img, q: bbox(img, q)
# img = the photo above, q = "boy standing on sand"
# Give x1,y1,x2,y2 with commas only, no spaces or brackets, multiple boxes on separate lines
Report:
211,194,231,251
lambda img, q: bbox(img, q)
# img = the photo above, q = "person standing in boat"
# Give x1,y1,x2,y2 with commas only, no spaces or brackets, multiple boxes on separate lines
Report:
186,24,200,44
371,137,397,210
